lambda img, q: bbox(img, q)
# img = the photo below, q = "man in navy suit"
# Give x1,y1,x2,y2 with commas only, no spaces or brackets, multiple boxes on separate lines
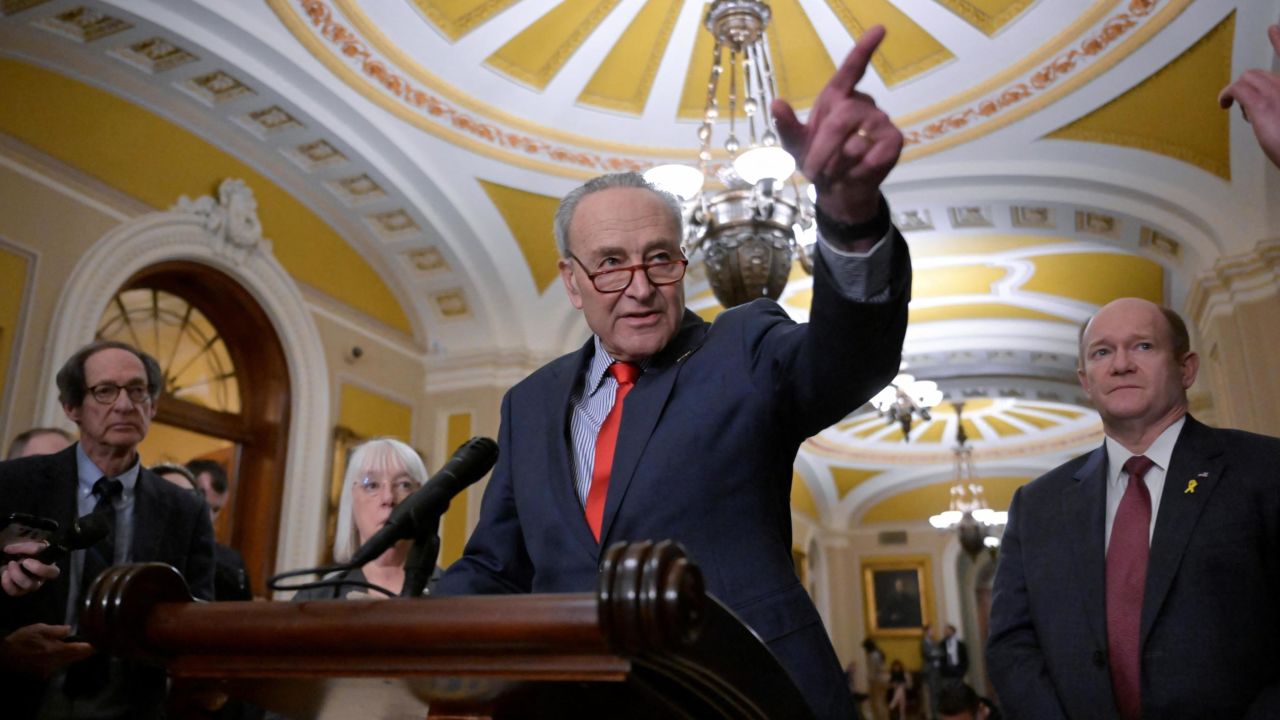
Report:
435,27,911,720
0,340,214,718
987,298,1280,719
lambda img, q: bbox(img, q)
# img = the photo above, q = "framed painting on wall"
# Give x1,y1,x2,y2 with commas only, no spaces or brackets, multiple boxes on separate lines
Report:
862,557,932,637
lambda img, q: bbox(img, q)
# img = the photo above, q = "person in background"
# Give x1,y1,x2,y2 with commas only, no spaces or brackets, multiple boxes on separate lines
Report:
6,427,74,460
938,681,1001,720
863,638,889,720
1220,22,1280,168
940,624,969,684
0,339,213,719
921,622,944,720
185,459,252,601
153,462,201,493
885,658,912,720
293,437,428,600
189,458,230,520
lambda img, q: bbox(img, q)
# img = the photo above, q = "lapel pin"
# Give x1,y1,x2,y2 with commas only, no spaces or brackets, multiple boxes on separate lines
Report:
1197,471,1208,477
1184,479,1198,494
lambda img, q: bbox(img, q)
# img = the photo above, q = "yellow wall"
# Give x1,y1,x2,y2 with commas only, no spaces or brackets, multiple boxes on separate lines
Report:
338,383,414,440
0,58,413,336
440,412,474,564
0,245,28,419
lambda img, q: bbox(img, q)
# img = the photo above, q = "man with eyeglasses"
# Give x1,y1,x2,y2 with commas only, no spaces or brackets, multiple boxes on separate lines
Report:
436,27,911,720
0,339,214,719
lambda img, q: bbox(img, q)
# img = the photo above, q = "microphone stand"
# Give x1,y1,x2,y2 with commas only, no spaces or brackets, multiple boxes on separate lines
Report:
400,514,442,598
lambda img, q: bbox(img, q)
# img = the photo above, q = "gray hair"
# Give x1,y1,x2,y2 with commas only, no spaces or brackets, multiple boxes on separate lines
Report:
553,172,683,257
332,437,430,564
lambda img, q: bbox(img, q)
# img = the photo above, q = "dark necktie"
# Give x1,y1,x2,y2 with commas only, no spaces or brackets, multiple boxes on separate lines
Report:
80,477,123,605
1107,454,1155,720
585,362,639,542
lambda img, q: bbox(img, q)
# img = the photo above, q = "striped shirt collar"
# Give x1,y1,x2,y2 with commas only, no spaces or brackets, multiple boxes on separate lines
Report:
583,336,648,397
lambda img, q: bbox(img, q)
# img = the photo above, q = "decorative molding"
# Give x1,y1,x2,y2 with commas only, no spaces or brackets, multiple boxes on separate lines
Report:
109,36,198,74
285,138,348,170
1186,238,1280,326
171,179,268,267
423,348,554,393
36,5,130,42
36,179,332,586
949,206,993,229
1011,206,1054,229
183,69,256,105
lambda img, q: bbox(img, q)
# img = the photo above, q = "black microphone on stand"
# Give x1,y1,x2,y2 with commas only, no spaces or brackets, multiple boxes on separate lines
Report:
348,436,498,571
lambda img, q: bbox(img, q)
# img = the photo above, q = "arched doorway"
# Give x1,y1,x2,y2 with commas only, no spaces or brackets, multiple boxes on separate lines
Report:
96,261,290,594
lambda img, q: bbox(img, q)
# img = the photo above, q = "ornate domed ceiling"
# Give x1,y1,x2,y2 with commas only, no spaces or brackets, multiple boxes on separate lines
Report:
1,0,1274,531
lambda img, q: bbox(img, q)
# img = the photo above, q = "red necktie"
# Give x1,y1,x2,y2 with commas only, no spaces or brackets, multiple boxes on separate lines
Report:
585,362,639,542
1107,454,1155,720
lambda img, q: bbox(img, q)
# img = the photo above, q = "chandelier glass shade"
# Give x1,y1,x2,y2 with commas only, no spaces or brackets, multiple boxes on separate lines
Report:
927,402,1007,554
869,373,943,441
644,0,813,309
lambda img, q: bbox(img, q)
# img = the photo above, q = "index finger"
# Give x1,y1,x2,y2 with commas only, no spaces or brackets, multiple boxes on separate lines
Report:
3,540,47,556
831,25,887,92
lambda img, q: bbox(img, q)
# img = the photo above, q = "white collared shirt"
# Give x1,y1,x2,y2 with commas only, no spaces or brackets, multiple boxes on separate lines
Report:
1103,416,1184,551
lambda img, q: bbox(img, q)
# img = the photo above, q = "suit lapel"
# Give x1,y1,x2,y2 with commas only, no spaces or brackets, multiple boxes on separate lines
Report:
549,341,607,560
1062,445,1109,650
49,447,80,618
598,311,708,548
130,468,166,563
1141,417,1223,643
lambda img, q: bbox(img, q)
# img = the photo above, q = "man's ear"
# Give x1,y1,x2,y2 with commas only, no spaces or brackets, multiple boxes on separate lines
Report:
62,402,81,425
1077,366,1090,393
559,258,584,310
1180,350,1200,390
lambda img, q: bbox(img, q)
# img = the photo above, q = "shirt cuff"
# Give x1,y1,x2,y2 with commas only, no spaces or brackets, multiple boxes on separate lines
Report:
814,226,895,302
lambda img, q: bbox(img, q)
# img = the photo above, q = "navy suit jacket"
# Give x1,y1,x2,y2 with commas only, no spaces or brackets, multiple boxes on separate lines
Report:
436,237,911,719
0,444,215,717
987,416,1280,719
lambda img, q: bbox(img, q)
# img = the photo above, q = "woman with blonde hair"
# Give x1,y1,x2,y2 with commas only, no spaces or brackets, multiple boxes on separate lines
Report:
295,437,429,599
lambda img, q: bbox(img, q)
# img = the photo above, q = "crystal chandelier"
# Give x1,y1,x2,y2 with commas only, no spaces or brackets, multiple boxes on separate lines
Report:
928,402,1007,554
869,373,943,442
644,0,814,308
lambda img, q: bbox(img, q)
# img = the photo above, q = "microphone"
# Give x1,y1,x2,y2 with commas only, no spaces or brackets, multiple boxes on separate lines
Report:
4,512,110,567
348,436,498,568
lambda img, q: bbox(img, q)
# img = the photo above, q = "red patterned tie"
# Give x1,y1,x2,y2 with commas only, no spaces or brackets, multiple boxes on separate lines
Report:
1107,454,1155,720
585,362,639,541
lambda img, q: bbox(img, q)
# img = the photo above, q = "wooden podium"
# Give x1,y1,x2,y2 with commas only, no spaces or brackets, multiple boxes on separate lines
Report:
80,540,816,719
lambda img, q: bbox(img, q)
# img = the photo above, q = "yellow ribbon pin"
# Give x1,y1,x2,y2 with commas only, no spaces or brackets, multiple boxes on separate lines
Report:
1185,479,1198,494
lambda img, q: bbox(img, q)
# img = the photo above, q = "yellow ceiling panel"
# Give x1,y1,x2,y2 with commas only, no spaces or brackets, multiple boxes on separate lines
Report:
913,265,1007,298
1003,409,1059,429
783,287,813,310
478,180,562,293
411,0,518,41
908,302,1071,324
1022,253,1162,307
578,0,681,114
822,0,954,87
679,0,834,120
791,470,817,519
914,419,948,443
961,418,982,441
832,467,882,498
854,418,893,438
933,0,1035,36
1021,403,1088,419
765,0,836,110
1044,12,1234,179
694,303,725,322
486,0,621,90
937,399,992,414
0,59,412,335
861,476,1031,524
906,233,1065,258
983,415,1025,437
